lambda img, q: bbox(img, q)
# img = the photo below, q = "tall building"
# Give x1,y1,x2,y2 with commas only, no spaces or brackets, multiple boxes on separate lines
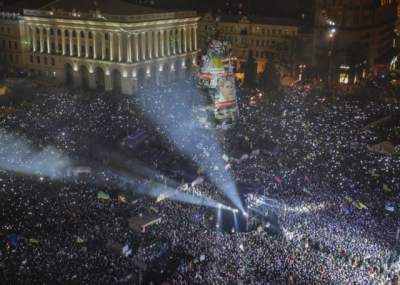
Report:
312,0,398,85
0,0,200,94
199,13,307,80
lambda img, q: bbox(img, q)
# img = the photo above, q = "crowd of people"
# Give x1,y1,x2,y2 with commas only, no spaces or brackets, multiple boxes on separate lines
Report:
0,77,399,284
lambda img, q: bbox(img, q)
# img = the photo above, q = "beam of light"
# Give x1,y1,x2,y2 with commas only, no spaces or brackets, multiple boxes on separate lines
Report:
116,173,230,210
0,129,70,179
135,82,244,212
233,211,239,232
216,205,222,230
96,146,180,188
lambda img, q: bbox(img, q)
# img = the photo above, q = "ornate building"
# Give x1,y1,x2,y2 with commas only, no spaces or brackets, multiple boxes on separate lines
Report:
0,0,200,94
312,0,398,84
199,13,305,80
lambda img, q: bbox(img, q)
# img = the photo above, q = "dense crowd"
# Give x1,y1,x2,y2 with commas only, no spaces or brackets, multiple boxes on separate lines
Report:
0,78,400,284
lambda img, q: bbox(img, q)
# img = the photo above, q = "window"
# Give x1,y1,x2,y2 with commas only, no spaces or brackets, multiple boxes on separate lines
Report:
51,58,55,65
30,55,33,63
89,32,92,39
57,29,61,36
72,31,76,37
80,31,85,38
14,41,17,49
105,33,109,40
44,57,48,65
37,56,40,64
339,73,349,84
50,29,54,35
65,30,69,37
8,41,11,49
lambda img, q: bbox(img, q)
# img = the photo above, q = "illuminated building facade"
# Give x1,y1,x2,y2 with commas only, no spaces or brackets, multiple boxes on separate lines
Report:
0,0,200,95
199,13,303,78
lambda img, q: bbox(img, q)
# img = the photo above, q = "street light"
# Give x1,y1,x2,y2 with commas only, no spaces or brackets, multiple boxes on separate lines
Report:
326,20,336,86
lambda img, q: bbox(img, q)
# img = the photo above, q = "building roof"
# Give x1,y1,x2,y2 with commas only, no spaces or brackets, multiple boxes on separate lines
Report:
219,14,304,27
11,0,170,15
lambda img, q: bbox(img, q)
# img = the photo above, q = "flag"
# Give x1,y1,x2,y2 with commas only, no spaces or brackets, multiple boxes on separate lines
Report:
97,191,110,200
370,169,380,177
385,202,395,212
29,238,40,245
344,196,353,203
6,233,18,246
354,201,368,210
118,194,127,203
76,237,85,243
274,176,283,184
383,184,392,193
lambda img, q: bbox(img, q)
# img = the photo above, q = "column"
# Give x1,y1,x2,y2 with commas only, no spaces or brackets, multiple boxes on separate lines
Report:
55,29,59,54
93,31,97,59
69,29,73,56
32,27,37,52
148,31,153,59
141,32,146,60
127,34,132,63
153,31,158,58
166,30,170,56
183,27,187,52
109,32,114,61
134,33,139,62
26,25,31,51
77,30,81,57
46,27,51,54
177,28,182,54
188,26,193,52
118,33,122,62
160,30,164,57
85,31,89,58
39,27,44,53
193,26,197,51
172,30,176,55
61,29,66,55
102,32,106,60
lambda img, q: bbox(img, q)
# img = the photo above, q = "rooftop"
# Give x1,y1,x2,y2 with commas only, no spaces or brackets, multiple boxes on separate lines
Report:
41,0,169,15
220,14,304,27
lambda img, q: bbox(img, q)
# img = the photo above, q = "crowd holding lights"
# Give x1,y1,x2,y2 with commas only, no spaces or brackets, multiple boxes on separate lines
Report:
0,73,399,284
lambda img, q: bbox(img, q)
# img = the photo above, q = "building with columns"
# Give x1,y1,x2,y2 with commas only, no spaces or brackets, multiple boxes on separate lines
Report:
0,0,200,95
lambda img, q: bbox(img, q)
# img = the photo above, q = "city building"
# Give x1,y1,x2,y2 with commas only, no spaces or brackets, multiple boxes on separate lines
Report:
312,0,398,85
0,0,200,95
198,13,309,82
